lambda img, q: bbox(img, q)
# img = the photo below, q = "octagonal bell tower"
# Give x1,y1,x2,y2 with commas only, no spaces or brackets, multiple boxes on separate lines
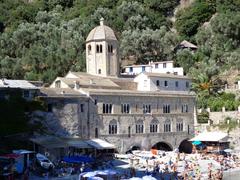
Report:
85,18,119,77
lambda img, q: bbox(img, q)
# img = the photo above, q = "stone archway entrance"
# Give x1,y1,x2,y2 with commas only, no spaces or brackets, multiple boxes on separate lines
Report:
152,142,173,151
126,145,141,154
178,139,192,153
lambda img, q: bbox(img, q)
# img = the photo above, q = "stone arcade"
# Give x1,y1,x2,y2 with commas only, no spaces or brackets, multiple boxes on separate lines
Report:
38,19,196,153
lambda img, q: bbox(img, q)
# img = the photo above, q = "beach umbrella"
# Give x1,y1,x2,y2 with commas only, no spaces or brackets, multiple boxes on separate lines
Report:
142,175,157,180
192,141,202,145
129,177,142,180
83,171,98,177
224,149,232,153
89,177,103,180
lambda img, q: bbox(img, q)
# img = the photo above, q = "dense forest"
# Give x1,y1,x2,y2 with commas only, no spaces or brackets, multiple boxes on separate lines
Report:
0,0,240,109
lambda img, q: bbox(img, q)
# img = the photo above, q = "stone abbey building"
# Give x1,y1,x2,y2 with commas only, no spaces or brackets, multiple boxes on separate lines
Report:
39,19,196,153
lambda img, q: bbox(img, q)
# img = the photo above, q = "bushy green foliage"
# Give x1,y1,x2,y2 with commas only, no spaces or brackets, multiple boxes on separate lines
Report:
197,111,209,124
175,0,215,37
0,0,180,83
0,9,87,82
207,93,240,111
216,0,240,12
120,27,179,63
217,117,239,132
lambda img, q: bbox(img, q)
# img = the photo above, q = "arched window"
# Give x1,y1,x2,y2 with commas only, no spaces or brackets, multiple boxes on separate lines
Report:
181,104,188,113
164,119,171,132
136,119,144,133
176,119,184,132
156,80,160,86
55,80,61,88
100,44,103,53
150,119,158,133
88,45,92,54
96,44,99,53
98,69,101,74
109,119,117,134
108,44,113,53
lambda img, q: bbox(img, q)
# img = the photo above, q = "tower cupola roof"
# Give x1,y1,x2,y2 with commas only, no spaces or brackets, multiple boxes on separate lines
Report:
86,18,117,42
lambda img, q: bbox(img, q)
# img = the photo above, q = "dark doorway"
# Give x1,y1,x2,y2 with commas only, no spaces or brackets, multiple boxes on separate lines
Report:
179,139,192,153
131,146,140,151
152,142,172,151
126,145,141,154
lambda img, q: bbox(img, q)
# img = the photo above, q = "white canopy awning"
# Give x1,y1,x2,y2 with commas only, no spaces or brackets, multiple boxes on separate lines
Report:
86,139,115,150
190,132,229,142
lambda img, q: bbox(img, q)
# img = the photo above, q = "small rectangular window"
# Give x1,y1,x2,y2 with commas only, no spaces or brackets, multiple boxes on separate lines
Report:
142,66,145,72
103,103,112,114
155,64,158,69
163,63,166,68
143,104,151,114
164,81,168,87
121,104,130,114
175,81,179,87
129,67,133,72
186,81,189,88
80,104,84,112
163,104,170,113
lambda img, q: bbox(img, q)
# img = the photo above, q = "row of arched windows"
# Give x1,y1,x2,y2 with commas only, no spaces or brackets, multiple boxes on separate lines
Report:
87,44,114,54
108,119,183,135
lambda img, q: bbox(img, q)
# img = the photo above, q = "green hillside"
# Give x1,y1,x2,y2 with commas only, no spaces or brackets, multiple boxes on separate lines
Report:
0,0,240,110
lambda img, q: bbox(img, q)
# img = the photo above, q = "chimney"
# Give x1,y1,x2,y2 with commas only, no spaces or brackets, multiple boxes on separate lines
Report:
1,78,8,85
74,80,80,89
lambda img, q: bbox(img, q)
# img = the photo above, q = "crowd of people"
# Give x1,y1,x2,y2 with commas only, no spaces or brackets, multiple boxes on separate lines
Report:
125,150,240,180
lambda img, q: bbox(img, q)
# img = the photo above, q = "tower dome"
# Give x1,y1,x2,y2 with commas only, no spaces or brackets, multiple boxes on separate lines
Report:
86,18,117,42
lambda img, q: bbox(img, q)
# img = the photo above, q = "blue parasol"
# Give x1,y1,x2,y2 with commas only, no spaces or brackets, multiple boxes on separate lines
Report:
192,141,202,145
63,155,95,164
